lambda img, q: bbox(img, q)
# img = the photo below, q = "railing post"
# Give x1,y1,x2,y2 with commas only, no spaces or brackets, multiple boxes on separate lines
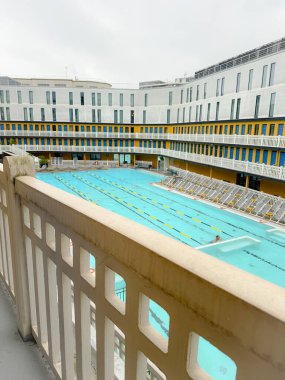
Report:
3,155,35,340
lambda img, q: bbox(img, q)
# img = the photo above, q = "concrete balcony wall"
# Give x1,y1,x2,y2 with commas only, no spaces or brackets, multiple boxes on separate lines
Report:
0,156,284,379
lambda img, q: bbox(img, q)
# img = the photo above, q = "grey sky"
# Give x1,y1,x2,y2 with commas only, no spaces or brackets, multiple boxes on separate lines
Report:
1,0,284,87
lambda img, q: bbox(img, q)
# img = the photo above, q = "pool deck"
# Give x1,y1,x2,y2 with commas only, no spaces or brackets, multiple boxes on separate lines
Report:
0,278,55,380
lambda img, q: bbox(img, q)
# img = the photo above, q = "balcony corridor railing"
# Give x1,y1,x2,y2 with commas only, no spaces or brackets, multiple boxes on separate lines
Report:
0,155,284,380
1,130,285,148
14,144,285,181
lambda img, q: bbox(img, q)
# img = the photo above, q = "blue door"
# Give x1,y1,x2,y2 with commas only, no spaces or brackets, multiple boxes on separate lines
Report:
12,124,16,130
47,138,50,145
18,138,22,144
263,150,268,164
64,125,67,132
224,125,228,134
139,141,142,147
241,125,245,135
144,141,147,148
47,125,50,131
104,140,107,147
224,147,228,158
270,151,277,165
158,141,161,148
230,147,234,159
87,139,90,146
24,138,27,144
255,150,260,163
18,124,22,130
154,127,158,133
278,124,284,136
235,125,239,134
242,148,246,161
92,126,96,132
98,140,101,146
109,126,112,132
131,141,134,147
153,141,157,148
76,139,79,146
30,125,33,131
120,140,123,147
159,127,162,133
120,127,123,133
248,149,253,162
150,127,153,133
125,140,129,147
81,126,84,132
109,140,112,147
41,138,45,144
64,139,68,146
235,148,240,160
104,126,107,132
58,125,62,131
145,127,148,133
262,124,267,135
280,152,285,166
36,138,39,145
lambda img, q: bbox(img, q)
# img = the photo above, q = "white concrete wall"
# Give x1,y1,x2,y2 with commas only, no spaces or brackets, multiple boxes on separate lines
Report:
1,49,285,123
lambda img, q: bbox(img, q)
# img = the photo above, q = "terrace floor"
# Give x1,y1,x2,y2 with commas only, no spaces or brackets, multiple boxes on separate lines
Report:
0,278,55,380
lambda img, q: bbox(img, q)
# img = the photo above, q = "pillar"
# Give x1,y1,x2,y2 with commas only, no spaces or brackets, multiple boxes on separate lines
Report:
245,175,250,189
4,155,35,340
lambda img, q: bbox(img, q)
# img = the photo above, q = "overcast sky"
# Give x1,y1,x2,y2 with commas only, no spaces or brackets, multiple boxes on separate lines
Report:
1,0,284,88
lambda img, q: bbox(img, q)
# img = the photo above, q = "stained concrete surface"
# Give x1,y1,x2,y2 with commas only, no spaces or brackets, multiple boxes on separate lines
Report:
0,278,55,380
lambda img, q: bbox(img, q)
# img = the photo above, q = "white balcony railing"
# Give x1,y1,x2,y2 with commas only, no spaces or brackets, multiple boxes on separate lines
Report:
16,144,285,181
1,130,285,148
0,155,284,380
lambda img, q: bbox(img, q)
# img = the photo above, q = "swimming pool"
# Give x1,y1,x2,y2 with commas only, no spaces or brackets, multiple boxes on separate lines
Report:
37,168,285,289
37,168,285,380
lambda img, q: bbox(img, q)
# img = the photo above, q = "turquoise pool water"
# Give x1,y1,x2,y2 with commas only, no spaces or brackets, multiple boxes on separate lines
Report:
37,168,285,380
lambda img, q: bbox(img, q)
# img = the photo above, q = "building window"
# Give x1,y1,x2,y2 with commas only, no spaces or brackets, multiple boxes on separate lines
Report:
46,91,51,104
52,91,56,105
236,73,241,93
207,103,211,121
92,109,96,123
177,108,180,123
97,93,101,106
17,90,22,104
195,105,199,122
254,124,259,135
5,90,10,104
143,110,146,124
167,109,171,124
254,95,261,118
119,110,123,123
269,124,275,136
230,99,235,119
114,110,118,123
248,69,253,90
91,92,96,106
69,92,73,105
6,107,10,121
236,98,241,120
186,88,189,103
108,93,112,106
196,85,199,101
52,108,56,122
189,87,192,102
216,79,220,97
261,65,268,88
189,106,192,122
97,109,101,123
182,107,185,123
199,105,202,122
130,110,134,123
0,107,4,120
180,90,183,104
203,83,207,99
69,109,73,122
0,91,4,103
215,102,220,121
80,92,84,106
269,93,276,117
29,108,34,121
144,93,148,107
29,91,33,104
23,108,28,121
169,91,173,106
269,63,276,86
75,109,79,122
120,93,123,107
130,94,134,107
221,77,225,96
41,108,45,122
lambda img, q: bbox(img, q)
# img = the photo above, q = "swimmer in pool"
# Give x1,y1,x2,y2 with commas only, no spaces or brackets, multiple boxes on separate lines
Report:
211,235,222,243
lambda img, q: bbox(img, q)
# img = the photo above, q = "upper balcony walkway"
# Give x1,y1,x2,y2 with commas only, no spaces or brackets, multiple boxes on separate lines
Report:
0,277,54,380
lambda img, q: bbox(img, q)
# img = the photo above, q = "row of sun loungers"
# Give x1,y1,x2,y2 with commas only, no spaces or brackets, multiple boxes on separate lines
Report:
163,167,285,224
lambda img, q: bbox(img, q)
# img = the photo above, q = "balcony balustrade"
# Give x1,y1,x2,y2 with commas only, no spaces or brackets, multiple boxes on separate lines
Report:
0,155,284,379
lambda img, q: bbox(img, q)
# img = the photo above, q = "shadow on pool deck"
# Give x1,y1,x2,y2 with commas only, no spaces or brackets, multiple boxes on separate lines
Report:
0,278,55,380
